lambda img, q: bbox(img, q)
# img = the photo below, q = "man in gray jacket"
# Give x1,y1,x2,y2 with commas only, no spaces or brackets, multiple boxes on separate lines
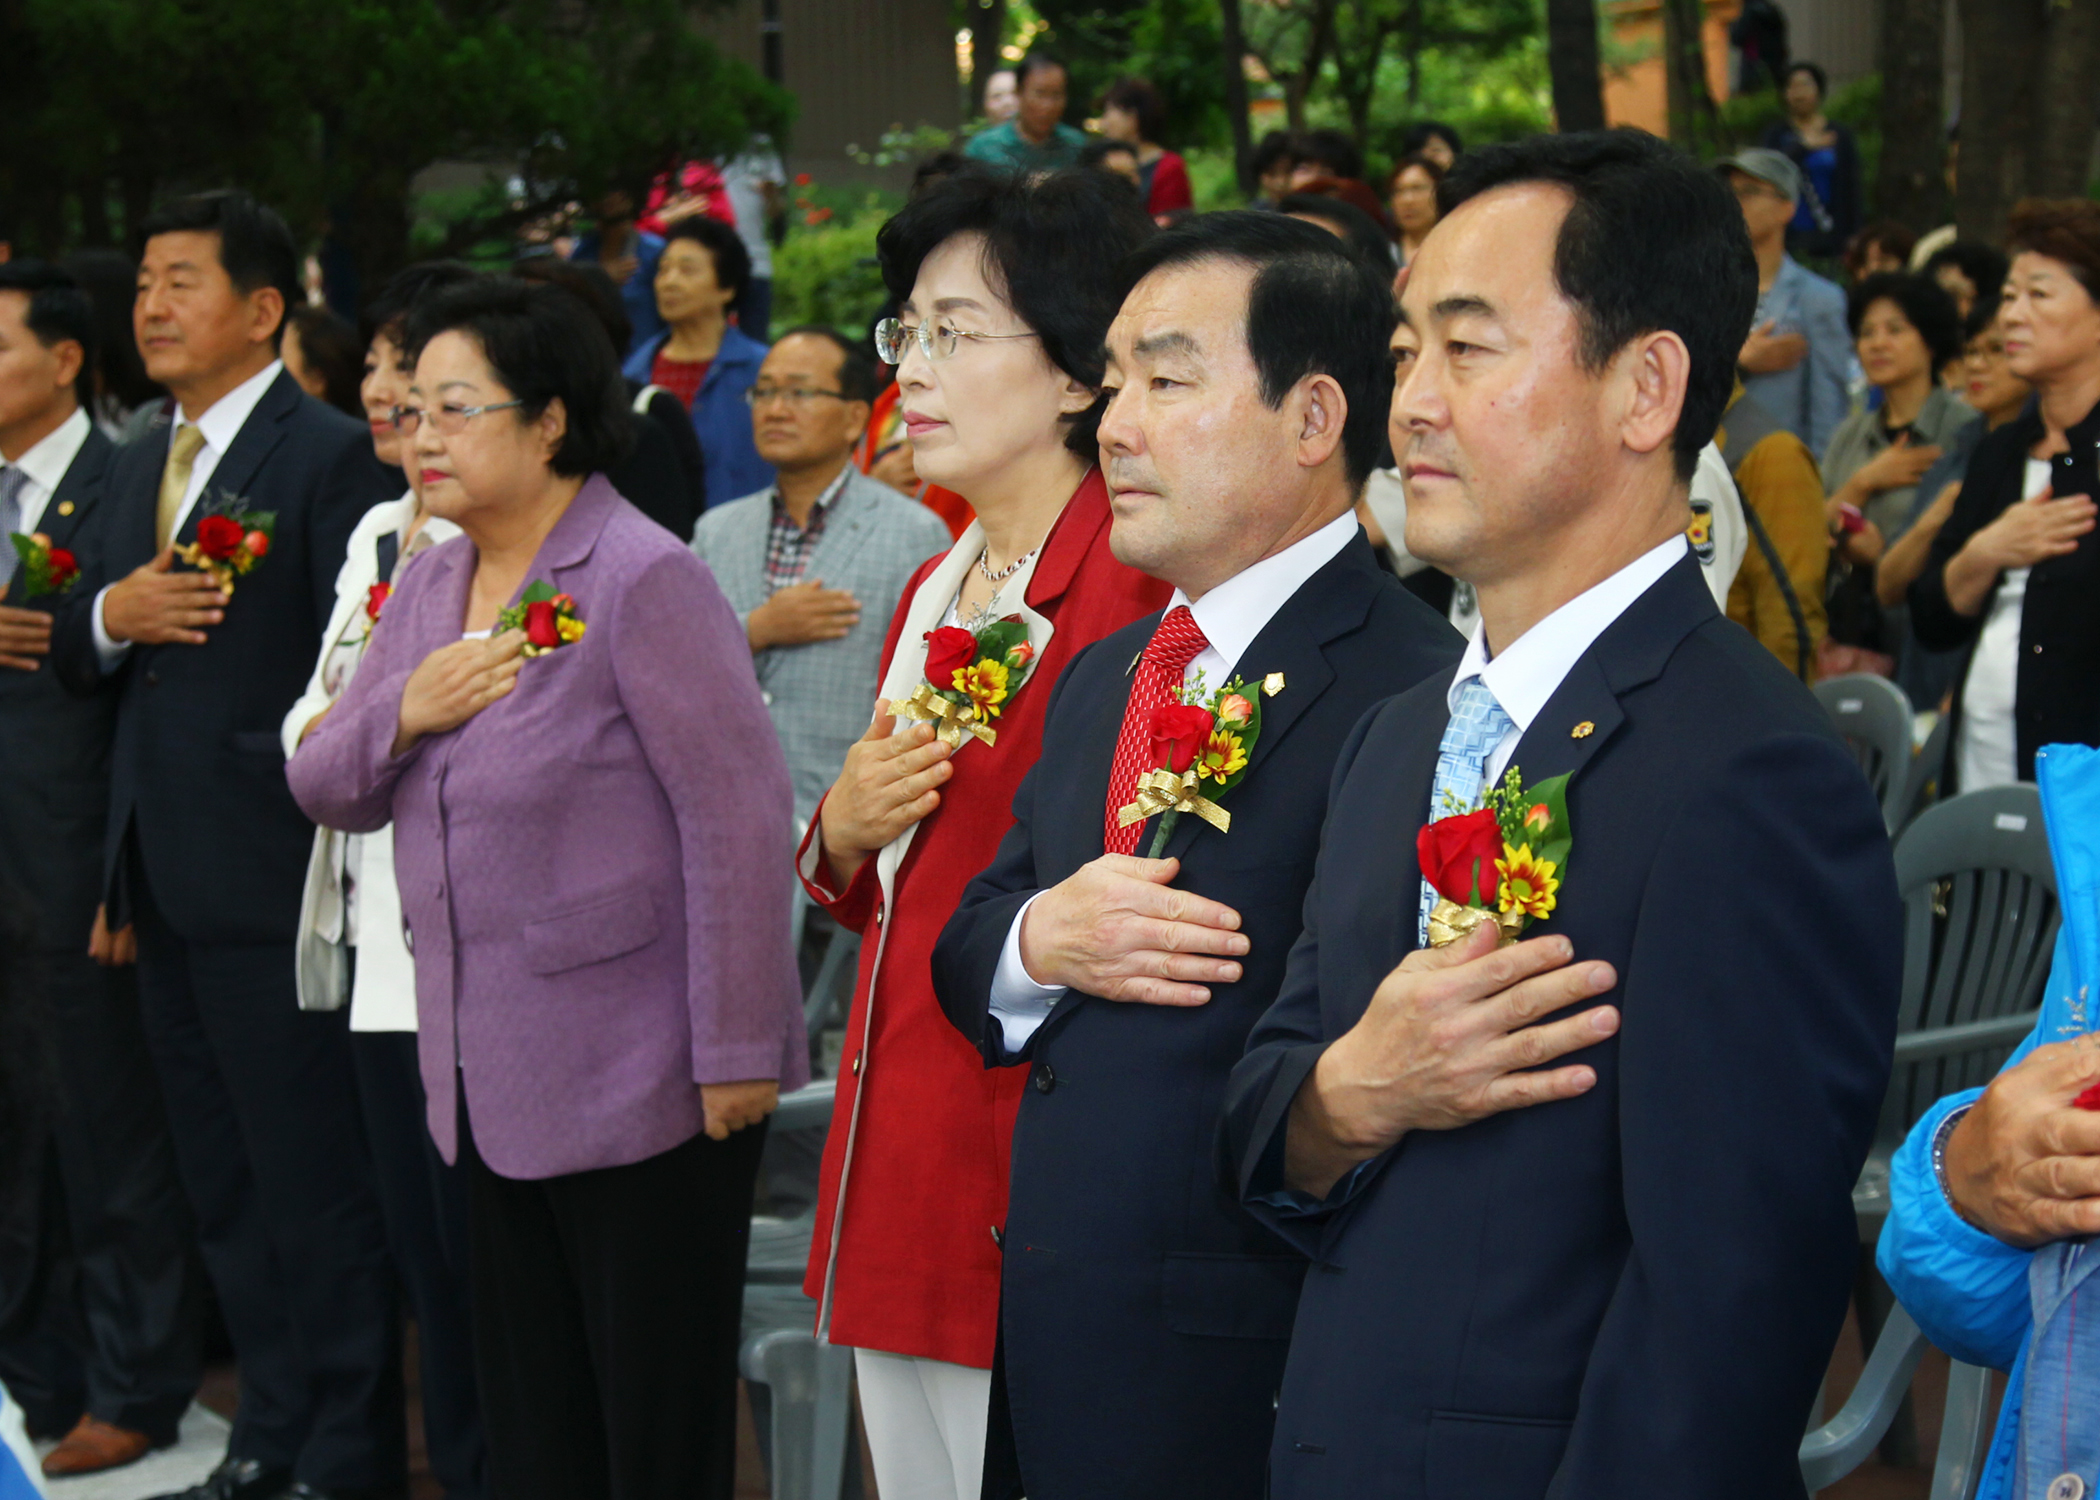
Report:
692,326,951,825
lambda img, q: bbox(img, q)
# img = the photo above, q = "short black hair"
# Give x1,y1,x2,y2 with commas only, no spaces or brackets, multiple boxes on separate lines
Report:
1785,60,1828,98
1016,50,1066,90
286,305,364,417
1078,139,1141,181
1102,78,1166,143
511,257,634,359
0,260,96,408
1439,129,1757,480
1848,271,1963,370
361,261,480,351
60,249,161,411
402,277,635,478
1402,121,1464,159
912,152,969,200
772,325,878,403
877,163,1154,457
1963,293,2004,343
1296,128,1365,185
661,217,752,314
1118,210,1398,489
1278,192,1398,275
1252,129,1297,179
137,190,300,346
1922,239,2011,303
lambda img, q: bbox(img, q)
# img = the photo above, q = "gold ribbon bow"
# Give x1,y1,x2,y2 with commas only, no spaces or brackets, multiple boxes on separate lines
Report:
1116,767,1230,833
894,682,997,748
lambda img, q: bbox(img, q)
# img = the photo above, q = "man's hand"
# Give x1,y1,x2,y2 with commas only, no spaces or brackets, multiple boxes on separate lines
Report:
87,904,136,967
0,605,52,672
1739,321,1808,375
1943,1034,2100,1248
102,549,227,646
868,444,920,496
748,579,861,650
392,631,527,756
1285,923,1620,1197
1017,854,1248,1006
701,1078,780,1141
816,704,952,888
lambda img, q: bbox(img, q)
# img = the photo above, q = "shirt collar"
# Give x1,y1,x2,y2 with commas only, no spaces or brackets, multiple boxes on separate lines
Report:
772,464,852,527
1168,510,1359,676
7,407,91,499
1450,534,1688,729
173,360,284,459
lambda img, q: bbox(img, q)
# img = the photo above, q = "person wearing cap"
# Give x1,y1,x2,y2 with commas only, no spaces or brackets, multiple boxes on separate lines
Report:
1722,147,1854,461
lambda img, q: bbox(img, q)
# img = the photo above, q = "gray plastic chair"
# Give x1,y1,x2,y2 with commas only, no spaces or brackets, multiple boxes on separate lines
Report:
1799,1306,1993,1499
1814,674,1917,831
1896,713,1954,834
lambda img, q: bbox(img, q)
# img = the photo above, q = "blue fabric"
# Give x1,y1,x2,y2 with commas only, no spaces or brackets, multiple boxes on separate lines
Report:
569,230,666,355
1878,741,2100,1500
2015,1238,2100,1497
1792,147,1838,233
1416,677,1513,943
0,1384,42,1500
622,324,773,511
1740,255,1855,461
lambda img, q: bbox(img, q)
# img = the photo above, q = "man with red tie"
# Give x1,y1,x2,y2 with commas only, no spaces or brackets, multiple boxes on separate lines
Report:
930,213,1462,1500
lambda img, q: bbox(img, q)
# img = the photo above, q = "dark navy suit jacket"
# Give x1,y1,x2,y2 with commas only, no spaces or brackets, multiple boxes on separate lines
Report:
53,371,393,943
1222,554,1902,1499
932,534,1462,1500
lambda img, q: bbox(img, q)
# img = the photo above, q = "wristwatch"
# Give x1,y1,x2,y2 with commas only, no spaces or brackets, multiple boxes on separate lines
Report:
1931,1102,1976,1219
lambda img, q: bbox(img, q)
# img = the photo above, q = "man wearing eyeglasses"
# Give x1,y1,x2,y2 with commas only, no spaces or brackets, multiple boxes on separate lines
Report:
691,326,951,827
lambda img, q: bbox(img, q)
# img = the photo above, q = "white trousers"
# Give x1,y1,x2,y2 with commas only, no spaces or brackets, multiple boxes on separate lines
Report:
852,1347,991,1500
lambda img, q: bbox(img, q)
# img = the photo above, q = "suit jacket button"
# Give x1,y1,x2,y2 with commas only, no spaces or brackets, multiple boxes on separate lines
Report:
144,669,160,687
851,1050,863,1076
1033,1062,1056,1094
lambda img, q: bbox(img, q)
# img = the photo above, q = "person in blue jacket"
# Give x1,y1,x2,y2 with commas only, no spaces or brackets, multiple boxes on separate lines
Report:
622,216,773,509
1879,740,2100,1500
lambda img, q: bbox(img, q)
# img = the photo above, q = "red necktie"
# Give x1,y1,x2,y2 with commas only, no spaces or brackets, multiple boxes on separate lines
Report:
1102,605,1211,855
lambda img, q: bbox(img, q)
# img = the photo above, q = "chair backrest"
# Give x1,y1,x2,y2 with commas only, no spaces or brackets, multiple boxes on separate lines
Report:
1896,712,1953,833
1814,673,1916,830
1883,783,2059,1142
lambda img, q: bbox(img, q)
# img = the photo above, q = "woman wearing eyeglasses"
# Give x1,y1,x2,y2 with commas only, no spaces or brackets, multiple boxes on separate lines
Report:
289,276,804,1500
793,165,1165,1500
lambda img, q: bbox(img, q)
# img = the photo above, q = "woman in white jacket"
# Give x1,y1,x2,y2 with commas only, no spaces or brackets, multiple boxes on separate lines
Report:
280,263,486,1500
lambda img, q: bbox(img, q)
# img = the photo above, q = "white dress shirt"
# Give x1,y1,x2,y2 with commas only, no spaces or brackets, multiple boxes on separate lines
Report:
91,360,285,666
987,510,1362,1054
0,407,92,534
1956,457,2048,793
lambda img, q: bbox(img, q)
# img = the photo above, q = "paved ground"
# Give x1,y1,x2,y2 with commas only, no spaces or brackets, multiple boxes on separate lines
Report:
37,1405,226,1500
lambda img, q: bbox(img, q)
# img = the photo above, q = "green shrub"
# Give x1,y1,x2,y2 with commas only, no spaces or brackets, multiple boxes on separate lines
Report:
771,196,889,338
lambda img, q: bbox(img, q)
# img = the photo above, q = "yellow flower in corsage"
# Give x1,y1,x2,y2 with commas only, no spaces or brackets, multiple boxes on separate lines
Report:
894,615,1038,748
1116,670,1268,857
1419,766,1574,948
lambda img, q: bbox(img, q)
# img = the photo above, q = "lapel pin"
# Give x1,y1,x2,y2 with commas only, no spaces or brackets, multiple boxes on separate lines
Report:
1571,720,1594,739
56,500,75,516
1263,672,1286,697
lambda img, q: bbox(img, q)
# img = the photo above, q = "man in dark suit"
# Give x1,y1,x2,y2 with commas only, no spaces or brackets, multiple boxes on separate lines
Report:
52,193,401,1500
0,262,199,1480
1221,132,1902,1498
931,215,1462,1499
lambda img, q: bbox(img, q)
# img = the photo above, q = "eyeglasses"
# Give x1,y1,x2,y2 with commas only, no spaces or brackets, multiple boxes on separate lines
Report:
390,399,525,436
745,386,850,409
873,317,1038,365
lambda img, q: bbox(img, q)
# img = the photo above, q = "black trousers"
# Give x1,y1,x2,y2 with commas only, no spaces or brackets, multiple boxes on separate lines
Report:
0,943,199,1444
349,1034,484,1500
461,1112,764,1500
132,877,403,1491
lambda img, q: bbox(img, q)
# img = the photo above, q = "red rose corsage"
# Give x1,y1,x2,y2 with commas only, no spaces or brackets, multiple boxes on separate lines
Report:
893,614,1038,748
1419,766,1573,948
1115,671,1268,857
495,580,584,657
175,494,274,596
9,532,80,598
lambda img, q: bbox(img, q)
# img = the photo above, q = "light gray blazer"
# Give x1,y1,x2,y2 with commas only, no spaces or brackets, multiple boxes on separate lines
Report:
692,466,952,824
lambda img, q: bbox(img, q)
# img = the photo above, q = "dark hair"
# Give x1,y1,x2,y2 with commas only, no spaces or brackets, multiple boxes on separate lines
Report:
661,217,751,314
1785,60,1828,99
773,325,878,404
1963,293,2004,343
1847,271,1963,370
2006,198,2100,303
1439,129,1757,480
1386,152,1448,194
136,190,300,346
1016,50,1066,90
1119,211,1398,489
876,163,1154,457
1297,128,1365,185
285,306,364,416
1402,121,1464,159
1078,139,1141,187
402,277,634,477
1278,192,1398,274
60,249,162,412
361,261,480,350
912,152,969,200
511,257,633,359
1252,130,1297,179
1846,219,1918,277
0,260,96,408
1922,239,2011,303
1103,78,1166,144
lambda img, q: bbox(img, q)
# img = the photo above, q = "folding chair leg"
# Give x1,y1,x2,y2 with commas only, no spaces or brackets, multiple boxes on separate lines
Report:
743,1329,858,1500
1929,1361,1993,1500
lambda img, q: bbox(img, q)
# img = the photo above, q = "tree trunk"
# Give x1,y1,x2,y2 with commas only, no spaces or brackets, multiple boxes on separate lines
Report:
1407,0,1426,111
969,0,1008,117
1874,0,1946,233
1546,0,1606,133
1661,0,1720,151
1954,0,2037,241
2030,0,2100,198
1284,0,1341,132
1218,0,1257,195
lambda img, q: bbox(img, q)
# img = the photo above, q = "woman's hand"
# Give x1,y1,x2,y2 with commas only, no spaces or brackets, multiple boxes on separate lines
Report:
1849,434,1942,496
816,701,953,888
1876,481,1962,607
1944,488,2098,615
392,630,527,756
701,1079,780,1140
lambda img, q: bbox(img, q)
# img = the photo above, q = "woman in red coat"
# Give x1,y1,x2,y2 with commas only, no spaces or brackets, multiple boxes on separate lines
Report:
795,166,1166,1498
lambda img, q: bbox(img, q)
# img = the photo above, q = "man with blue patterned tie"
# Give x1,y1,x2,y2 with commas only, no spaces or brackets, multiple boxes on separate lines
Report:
1222,131,1904,1499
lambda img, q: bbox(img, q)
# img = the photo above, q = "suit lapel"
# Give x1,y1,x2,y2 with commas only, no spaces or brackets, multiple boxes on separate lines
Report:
173,373,300,544
801,475,876,589
3,430,110,608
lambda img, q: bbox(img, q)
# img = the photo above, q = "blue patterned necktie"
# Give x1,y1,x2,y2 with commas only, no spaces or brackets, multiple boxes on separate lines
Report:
0,467,28,592
1418,676,1516,944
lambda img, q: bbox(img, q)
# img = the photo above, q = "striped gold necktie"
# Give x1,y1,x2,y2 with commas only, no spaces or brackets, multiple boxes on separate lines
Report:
157,424,208,552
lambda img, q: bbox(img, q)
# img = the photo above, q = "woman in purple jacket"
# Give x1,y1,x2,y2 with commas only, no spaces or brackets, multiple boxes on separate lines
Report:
288,277,805,1500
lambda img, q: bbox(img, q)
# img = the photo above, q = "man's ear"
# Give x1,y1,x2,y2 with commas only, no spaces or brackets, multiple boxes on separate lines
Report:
249,287,287,350
1295,372,1349,469
1615,329,1690,463
52,338,86,395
